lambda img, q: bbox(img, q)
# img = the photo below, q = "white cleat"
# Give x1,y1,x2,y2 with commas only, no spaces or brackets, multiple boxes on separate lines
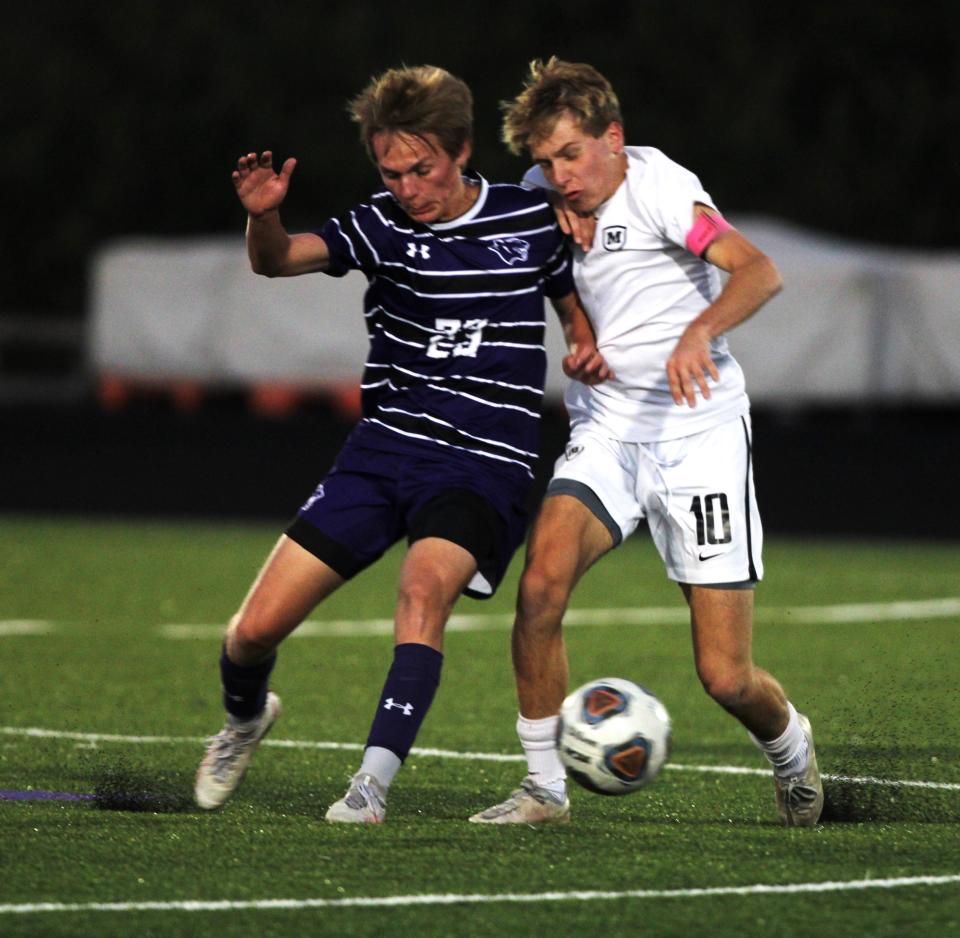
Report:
194,692,281,810
775,713,824,827
469,777,570,825
325,772,388,824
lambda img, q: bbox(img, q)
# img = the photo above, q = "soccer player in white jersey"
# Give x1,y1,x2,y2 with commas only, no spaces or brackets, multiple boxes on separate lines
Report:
471,58,823,828
193,65,609,823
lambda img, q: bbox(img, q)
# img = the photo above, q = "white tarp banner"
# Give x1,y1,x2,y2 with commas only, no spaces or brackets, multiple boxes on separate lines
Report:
90,238,369,385
89,218,960,402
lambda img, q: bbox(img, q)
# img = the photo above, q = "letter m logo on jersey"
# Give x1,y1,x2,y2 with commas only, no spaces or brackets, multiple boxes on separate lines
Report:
602,226,626,251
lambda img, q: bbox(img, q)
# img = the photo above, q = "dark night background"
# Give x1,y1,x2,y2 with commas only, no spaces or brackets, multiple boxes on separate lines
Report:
2,0,959,535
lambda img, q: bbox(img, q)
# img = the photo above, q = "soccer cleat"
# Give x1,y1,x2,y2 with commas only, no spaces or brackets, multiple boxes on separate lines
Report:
774,713,824,827
468,777,571,825
325,772,388,824
194,692,281,810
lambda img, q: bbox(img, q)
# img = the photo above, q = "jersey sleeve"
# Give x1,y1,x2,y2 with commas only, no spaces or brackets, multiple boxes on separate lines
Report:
314,203,381,279
521,165,551,192
525,188,573,298
542,241,574,298
518,173,573,297
646,150,717,251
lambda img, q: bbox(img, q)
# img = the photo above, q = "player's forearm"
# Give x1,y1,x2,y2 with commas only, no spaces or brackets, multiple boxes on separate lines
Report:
245,209,293,277
696,254,782,339
560,310,593,352
552,292,597,352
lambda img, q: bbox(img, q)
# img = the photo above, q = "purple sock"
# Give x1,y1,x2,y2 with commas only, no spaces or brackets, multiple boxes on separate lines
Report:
219,647,276,720
365,642,443,762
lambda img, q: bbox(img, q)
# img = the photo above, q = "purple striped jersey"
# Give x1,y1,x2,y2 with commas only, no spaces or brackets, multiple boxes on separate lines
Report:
317,173,573,481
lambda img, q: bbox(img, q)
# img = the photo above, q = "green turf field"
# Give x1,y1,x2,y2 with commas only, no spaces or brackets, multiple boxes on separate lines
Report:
1,516,958,936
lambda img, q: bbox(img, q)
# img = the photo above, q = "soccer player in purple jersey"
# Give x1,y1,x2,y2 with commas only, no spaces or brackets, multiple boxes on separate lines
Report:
194,65,609,823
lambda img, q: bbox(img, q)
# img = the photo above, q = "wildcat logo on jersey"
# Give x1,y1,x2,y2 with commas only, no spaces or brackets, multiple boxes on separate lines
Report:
565,444,584,460
488,237,530,265
602,226,626,251
301,484,326,511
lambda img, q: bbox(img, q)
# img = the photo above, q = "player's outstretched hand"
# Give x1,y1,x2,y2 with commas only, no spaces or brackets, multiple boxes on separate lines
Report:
666,323,719,407
232,151,297,217
563,343,613,385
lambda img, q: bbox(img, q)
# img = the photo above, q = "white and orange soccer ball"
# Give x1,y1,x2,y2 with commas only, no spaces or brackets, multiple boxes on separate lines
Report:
558,677,672,795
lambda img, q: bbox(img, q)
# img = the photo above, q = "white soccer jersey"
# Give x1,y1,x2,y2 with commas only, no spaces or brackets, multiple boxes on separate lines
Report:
525,146,750,441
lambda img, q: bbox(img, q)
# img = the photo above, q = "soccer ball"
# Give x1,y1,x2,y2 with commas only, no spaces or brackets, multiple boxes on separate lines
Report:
558,677,672,796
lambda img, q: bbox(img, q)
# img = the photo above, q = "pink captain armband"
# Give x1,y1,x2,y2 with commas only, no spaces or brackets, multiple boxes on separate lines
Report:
685,211,734,258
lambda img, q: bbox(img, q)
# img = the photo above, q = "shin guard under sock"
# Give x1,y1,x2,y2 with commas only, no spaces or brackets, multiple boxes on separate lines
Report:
220,646,276,720
365,642,443,762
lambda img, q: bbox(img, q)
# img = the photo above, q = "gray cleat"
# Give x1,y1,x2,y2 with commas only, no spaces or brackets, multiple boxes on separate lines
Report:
775,713,824,827
469,777,571,825
195,692,281,810
325,772,388,824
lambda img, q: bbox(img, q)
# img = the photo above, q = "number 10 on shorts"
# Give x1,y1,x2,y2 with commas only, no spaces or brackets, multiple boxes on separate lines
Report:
690,493,732,546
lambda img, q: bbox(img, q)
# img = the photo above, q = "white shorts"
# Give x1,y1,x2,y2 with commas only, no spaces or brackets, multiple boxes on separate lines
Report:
548,415,763,586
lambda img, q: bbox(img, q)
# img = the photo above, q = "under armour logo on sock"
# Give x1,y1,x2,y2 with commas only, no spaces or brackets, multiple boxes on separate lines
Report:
383,697,414,716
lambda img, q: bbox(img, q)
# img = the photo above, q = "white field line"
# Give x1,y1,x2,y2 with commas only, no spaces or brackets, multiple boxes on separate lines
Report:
3,726,959,791
158,596,960,639
0,620,54,636
2,874,959,915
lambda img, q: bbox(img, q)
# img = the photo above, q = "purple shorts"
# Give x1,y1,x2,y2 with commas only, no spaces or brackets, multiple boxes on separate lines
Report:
286,429,531,599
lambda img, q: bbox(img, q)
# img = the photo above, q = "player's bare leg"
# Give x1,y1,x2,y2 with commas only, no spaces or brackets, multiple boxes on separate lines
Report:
393,537,478,651
471,495,612,824
513,496,614,718
227,535,346,665
327,537,477,823
684,586,787,738
683,584,823,825
196,537,345,810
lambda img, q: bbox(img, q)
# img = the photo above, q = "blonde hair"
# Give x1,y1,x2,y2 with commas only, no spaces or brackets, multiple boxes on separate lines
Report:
501,57,623,155
349,65,473,161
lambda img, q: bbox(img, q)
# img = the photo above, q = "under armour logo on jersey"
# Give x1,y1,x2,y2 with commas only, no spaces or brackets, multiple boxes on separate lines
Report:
488,237,530,265
383,697,414,716
565,444,584,460
406,242,431,260
602,226,626,251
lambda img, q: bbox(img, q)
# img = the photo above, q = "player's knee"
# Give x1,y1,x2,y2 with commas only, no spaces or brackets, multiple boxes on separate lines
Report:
517,563,570,628
396,572,454,624
226,613,278,663
697,662,751,711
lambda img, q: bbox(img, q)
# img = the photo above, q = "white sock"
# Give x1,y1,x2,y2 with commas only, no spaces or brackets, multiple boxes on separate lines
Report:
227,712,259,730
359,746,402,787
517,713,566,795
749,702,809,778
